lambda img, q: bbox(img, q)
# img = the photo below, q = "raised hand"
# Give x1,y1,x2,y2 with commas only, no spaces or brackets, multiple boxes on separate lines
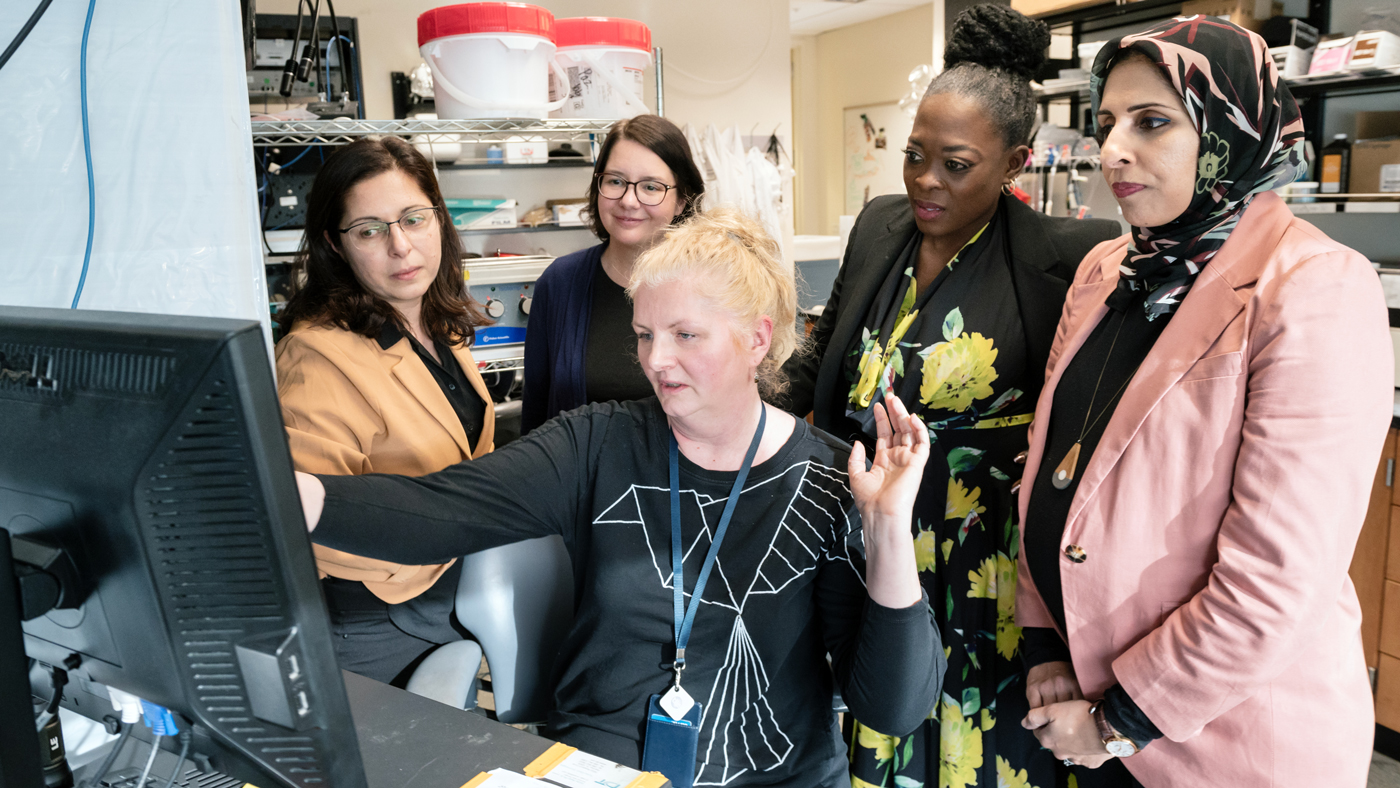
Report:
848,394,930,519
848,394,929,609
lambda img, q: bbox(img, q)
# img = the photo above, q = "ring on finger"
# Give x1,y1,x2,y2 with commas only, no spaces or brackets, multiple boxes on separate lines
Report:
1063,758,1075,767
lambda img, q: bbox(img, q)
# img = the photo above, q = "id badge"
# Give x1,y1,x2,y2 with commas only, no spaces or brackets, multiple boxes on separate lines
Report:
641,693,702,788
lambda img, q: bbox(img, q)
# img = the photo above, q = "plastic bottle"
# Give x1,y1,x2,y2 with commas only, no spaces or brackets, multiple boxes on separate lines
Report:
1319,133,1350,198
486,145,504,165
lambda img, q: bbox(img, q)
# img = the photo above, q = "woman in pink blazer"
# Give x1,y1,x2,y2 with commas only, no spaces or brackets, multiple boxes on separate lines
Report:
1014,18,1393,788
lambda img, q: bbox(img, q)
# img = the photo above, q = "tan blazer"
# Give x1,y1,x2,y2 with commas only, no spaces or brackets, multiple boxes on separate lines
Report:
1015,192,1393,787
275,321,495,604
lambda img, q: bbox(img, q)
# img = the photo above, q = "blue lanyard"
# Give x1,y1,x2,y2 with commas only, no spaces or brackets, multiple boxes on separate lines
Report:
668,405,767,684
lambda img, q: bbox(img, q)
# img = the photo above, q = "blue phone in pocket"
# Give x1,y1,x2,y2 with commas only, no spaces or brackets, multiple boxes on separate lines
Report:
640,694,702,788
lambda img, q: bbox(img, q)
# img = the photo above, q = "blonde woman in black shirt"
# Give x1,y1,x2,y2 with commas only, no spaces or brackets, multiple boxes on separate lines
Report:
294,208,943,787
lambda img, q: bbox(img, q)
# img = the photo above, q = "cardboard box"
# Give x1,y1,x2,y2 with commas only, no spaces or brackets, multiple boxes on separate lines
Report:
1180,0,1283,32
445,198,518,230
1358,111,1400,141
1349,30,1400,71
1010,0,1109,19
552,204,587,227
547,198,588,227
1351,139,1400,198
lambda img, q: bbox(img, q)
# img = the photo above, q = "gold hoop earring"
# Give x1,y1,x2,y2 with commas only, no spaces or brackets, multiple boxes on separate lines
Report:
1001,180,1015,196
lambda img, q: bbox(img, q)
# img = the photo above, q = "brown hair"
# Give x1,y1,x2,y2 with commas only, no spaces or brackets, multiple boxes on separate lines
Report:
277,136,487,344
585,115,705,243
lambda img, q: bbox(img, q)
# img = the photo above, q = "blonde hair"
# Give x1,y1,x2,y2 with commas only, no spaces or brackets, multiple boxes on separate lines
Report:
627,207,798,399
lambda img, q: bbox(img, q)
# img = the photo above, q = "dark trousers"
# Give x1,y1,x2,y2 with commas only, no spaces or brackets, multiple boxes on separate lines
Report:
329,607,442,687
323,577,454,687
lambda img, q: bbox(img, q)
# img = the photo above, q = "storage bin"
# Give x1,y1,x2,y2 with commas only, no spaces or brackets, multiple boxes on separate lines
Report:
418,3,567,120
550,17,652,119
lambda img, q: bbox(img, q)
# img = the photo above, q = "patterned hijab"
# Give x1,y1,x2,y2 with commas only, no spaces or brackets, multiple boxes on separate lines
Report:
1089,17,1307,319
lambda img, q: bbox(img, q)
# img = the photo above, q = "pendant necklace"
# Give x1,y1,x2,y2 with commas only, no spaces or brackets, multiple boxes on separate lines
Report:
1051,313,1141,490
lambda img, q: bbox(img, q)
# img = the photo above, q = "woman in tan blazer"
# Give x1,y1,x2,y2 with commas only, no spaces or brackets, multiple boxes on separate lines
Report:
275,136,494,686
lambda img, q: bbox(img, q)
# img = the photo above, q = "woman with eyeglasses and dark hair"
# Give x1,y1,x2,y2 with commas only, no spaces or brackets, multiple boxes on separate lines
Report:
274,136,496,686
521,114,705,435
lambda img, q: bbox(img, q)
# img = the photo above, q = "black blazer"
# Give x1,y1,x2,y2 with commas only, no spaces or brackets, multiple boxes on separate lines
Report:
783,194,1122,432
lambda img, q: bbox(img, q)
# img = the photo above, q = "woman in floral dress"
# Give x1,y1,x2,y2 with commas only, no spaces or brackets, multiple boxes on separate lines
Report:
782,8,1120,786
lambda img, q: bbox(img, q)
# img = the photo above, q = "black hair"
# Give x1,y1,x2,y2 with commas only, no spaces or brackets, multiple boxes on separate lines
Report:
924,4,1050,149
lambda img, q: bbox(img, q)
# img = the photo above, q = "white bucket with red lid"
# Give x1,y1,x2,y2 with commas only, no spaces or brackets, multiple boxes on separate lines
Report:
549,17,652,119
418,3,567,120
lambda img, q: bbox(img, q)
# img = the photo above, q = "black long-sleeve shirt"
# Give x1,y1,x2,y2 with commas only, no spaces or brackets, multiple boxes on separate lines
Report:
1022,305,1167,746
313,398,943,785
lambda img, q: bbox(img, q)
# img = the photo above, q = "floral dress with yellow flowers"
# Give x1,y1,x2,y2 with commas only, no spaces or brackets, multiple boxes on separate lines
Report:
845,216,1062,788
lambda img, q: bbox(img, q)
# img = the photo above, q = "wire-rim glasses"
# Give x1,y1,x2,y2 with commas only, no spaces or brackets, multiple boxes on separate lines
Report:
338,207,441,250
595,174,677,206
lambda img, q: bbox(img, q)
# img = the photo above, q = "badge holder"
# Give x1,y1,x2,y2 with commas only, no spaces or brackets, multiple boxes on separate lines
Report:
639,407,765,788
641,663,702,787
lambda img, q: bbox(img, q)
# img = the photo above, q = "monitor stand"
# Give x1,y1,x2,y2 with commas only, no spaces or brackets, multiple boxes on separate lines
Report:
0,529,47,788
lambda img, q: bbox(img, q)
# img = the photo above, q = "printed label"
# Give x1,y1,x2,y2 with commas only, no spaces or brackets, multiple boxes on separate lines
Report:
1352,38,1378,63
1381,164,1400,193
1321,155,1342,192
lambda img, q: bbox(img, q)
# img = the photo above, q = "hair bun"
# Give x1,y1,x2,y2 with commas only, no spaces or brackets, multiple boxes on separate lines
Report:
944,4,1050,80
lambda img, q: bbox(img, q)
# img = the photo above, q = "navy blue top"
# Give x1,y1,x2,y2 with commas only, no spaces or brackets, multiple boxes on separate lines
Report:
522,244,604,435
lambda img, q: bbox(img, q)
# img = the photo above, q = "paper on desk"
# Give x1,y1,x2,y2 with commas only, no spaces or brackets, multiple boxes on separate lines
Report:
461,768,546,787
537,750,640,788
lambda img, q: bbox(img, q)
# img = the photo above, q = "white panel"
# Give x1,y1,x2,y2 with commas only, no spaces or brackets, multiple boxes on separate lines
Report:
792,0,933,35
0,0,268,341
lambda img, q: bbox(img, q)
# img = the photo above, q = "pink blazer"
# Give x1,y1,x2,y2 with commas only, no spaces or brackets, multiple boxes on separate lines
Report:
1015,192,1393,787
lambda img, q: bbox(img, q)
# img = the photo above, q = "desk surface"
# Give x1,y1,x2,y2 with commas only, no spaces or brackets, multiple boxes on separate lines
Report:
344,669,554,787
70,672,657,788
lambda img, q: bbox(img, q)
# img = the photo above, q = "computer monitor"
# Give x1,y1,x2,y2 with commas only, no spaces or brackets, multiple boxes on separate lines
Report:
0,306,366,788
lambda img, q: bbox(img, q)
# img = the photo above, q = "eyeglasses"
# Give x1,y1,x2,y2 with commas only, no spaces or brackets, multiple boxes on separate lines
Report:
596,174,676,207
338,208,440,250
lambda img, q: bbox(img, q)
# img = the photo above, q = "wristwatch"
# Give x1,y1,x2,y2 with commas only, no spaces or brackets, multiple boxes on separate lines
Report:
1089,700,1140,758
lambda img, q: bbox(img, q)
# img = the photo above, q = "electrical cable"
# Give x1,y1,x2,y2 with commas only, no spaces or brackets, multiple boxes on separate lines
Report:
301,0,322,85
281,0,310,97
278,146,314,171
34,662,69,731
259,152,275,255
322,36,356,109
79,723,131,788
135,734,162,788
335,36,357,103
0,0,55,72
158,730,192,788
324,0,355,103
72,0,98,309
261,187,274,254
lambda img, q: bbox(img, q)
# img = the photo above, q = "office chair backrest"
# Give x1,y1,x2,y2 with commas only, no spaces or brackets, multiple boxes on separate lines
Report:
454,535,574,724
